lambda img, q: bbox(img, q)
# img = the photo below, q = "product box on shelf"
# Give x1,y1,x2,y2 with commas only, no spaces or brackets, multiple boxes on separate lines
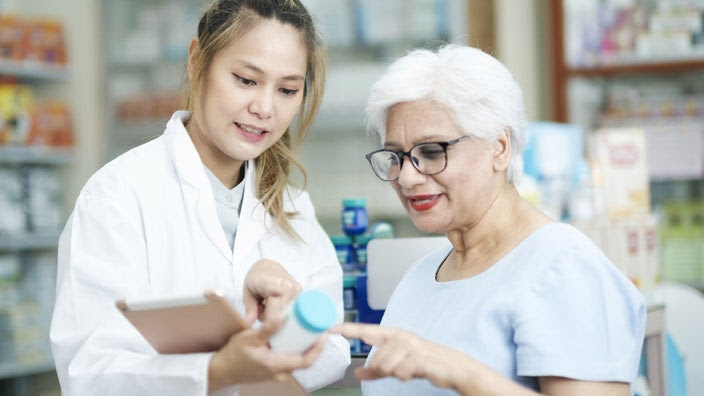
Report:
24,18,67,66
27,100,74,148
0,15,24,62
591,127,651,218
0,14,67,67
572,213,660,291
26,166,63,232
0,166,26,235
659,201,704,285
0,84,74,148
0,84,32,145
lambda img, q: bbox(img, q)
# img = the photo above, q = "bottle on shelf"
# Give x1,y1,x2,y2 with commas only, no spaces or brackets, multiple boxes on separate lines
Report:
341,197,368,237
331,234,356,273
353,234,371,273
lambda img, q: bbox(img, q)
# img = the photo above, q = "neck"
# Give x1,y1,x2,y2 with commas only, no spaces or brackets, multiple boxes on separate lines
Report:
185,116,245,189
445,184,522,252
440,185,552,280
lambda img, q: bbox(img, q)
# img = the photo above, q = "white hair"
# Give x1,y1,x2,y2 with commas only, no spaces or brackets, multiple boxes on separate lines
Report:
365,44,527,185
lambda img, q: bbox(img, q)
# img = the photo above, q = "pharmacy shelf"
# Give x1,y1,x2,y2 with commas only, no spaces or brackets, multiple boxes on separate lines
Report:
0,231,61,251
568,58,704,77
0,146,72,165
549,0,704,122
0,360,54,380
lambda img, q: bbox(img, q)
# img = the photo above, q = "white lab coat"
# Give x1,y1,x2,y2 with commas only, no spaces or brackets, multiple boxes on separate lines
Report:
50,111,350,395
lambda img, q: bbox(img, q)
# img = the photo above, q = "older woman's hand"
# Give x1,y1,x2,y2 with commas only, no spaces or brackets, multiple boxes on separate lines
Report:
243,258,302,326
331,322,469,391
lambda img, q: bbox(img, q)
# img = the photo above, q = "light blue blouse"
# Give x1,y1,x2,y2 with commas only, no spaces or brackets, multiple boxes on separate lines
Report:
362,222,646,396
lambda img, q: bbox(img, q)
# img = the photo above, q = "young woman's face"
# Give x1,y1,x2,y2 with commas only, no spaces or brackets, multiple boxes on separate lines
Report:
188,19,307,176
385,100,496,234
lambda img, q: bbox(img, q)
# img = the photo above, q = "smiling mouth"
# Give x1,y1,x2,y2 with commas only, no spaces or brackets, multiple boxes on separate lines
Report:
235,122,266,135
406,194,441,212
409,195,439,204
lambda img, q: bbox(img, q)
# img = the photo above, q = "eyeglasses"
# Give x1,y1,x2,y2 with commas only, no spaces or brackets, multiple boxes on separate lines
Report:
365,135,471,181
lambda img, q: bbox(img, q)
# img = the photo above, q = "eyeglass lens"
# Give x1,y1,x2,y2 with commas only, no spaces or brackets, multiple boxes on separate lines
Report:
369,142,447,181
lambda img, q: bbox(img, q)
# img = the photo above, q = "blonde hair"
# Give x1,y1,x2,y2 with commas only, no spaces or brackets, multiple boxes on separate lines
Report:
186,0,327,240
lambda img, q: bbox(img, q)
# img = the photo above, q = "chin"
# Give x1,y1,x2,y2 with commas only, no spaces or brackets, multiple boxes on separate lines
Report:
225,146,262,162
409,216,445,235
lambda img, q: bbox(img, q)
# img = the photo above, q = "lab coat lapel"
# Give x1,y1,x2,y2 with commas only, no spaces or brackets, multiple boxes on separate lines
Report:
165,111,233,262
232,160,268,267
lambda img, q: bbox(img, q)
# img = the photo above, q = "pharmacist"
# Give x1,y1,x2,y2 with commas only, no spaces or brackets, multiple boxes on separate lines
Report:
49,1,350,395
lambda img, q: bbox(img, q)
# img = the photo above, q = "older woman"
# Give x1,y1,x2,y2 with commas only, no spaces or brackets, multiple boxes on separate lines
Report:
333,45,646,396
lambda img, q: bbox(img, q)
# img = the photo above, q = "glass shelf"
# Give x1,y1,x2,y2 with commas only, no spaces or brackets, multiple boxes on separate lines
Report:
0,60,67,81
0,359,54,380
0,231,61,251
0,146,72,165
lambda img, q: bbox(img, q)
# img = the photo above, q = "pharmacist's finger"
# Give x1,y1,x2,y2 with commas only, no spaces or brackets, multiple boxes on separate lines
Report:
243,289,263,325
256,316,283,343
262,295,286,323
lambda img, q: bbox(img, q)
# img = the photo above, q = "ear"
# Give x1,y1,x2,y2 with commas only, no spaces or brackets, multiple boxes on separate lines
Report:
492,127,512,173
187,38,199,82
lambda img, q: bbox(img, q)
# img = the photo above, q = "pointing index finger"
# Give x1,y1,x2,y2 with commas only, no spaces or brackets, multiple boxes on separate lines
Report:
330,322,390,345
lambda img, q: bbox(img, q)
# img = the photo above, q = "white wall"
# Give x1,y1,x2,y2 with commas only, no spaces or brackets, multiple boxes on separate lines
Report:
495,0,550,121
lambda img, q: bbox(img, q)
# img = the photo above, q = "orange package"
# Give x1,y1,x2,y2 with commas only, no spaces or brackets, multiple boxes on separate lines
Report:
24,18,67,66
0,15,25,62
27,100,74,147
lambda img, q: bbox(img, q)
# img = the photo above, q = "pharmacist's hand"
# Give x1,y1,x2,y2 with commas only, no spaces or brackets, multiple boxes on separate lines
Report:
208,319,327,392
243,259,302,325
331,323,467,390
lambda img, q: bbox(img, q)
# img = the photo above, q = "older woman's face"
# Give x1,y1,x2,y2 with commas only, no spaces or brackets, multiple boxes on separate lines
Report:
385,100,497,234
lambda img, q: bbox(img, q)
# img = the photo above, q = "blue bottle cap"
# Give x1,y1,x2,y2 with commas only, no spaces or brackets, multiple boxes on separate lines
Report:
370,222,394,239
294,289,337,333
330,235,353,245
343,275,357,288
342,198,366,208
354,234,372,245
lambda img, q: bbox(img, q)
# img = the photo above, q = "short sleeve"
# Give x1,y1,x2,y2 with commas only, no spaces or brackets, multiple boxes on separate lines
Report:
513,242,646,382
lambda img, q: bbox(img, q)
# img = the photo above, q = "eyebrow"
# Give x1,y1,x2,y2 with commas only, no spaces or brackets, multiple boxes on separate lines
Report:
239,61,305,82
384,135,453,149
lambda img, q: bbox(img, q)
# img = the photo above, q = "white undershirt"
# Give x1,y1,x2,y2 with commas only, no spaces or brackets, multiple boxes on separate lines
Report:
204,165,245,251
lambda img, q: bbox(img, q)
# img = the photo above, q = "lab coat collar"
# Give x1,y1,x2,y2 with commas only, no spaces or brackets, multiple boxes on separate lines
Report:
164,111,269,266
233,161,270,268
165,111,205,189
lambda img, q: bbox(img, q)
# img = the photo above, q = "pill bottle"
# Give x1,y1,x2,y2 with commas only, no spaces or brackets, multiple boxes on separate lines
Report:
369,221,394,239
341,198,368,237
342,274,357,310
331,235,356,272
268,289,337,354
354,234,372,273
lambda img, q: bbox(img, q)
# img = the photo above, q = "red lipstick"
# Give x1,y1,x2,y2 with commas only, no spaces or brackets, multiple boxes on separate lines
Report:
407,194,441,211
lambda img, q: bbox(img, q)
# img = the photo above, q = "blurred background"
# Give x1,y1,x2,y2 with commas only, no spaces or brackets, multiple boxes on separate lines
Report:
0,0,703,395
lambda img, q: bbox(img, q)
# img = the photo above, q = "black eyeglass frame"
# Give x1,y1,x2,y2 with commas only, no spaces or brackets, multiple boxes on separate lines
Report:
365,135,471,181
